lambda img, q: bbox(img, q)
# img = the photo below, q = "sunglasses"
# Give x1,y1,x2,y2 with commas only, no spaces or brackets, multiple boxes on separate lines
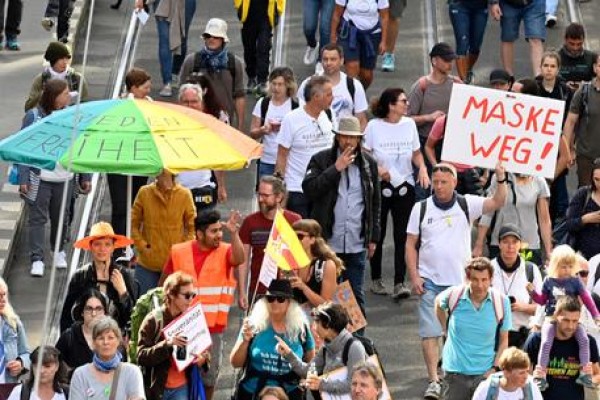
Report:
432,165,456,177
266,295,287,303
577,270,590,278
203,34,218,40
178,291,196,300
296,232,309,240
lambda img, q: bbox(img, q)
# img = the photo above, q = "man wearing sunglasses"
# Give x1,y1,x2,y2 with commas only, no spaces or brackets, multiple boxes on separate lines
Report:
161,209,245,400
406,161,507,400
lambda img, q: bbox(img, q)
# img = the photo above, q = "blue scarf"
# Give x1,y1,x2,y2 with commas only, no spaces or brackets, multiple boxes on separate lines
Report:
199,46,229,72
93,352,122,372
432,191,457,211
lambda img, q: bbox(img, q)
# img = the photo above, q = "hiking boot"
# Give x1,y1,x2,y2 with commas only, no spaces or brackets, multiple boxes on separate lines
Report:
54,251,68,269
381,53,395,72
576,372,598,388
424,380,442,400
370,279,388,295
246,77,257,94
159,84,172,97
41,18,54,31
303,45,318,65
30,261,45,277
534,376,549,391
5,36,20,51
391,283,411,300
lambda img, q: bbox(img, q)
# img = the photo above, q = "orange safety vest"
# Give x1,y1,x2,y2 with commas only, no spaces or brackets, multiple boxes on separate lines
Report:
170,241,237,329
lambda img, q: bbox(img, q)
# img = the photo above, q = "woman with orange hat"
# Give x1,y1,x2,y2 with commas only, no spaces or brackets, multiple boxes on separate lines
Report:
59,221,138,333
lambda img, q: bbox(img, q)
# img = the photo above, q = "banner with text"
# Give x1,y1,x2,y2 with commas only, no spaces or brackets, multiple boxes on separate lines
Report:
441,85,564,178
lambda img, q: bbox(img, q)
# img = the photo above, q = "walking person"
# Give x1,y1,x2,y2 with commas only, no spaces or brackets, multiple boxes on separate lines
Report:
303,0,335,73
41,0,75,43
0,0,22,50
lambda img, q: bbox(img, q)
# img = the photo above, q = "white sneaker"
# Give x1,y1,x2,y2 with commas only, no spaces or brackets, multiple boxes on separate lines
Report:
54,251,68,269
30,261,45,277
545,14,557,28
315,62,324,75
303,45,318,65
159,84,172,97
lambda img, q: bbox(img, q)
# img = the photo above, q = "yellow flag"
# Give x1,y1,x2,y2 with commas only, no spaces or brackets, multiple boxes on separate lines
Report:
264,210,310,271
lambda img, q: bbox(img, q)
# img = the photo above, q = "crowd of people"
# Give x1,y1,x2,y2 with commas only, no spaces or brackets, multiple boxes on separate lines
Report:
4,0,600,399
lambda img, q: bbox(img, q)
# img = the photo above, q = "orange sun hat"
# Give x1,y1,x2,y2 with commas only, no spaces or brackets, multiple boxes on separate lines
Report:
74,221,134,250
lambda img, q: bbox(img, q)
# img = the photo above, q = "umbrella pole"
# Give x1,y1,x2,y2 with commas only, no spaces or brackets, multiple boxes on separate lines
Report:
127,175,132,237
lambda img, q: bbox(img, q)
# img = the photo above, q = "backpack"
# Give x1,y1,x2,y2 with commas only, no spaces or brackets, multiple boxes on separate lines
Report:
128,287,164,363
259,96,299,126
41,69,81,93
191,51,236,83
20,383,69,400
485,372,534,400
321,335,386,377
447,285,506,351
417,195,469,248
311,75,355,124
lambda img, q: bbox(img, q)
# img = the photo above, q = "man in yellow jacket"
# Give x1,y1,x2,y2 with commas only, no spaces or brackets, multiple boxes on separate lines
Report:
161,209,245,400
234,0,286,95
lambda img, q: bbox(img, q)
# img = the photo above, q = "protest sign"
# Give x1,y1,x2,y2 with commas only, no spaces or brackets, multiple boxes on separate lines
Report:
442,85,564,178
320,354,391,400
333,281,367,333
162,302,212,371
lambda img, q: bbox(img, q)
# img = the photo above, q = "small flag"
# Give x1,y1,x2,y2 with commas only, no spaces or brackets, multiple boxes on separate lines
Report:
264,210,310,271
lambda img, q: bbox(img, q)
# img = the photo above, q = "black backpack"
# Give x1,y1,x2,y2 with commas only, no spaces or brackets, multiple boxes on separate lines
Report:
322,335,385,377
417,195,469,248
20,383,69,400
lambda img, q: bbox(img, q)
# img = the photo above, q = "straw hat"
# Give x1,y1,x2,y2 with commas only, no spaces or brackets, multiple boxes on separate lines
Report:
74,221,133,250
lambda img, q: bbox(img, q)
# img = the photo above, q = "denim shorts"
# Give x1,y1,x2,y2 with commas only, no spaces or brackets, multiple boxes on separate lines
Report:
500,0,546,42
418,278,450,338
338,22,382,70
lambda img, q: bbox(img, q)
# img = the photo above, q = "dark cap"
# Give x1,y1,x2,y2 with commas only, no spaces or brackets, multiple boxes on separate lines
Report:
266,279,293,299
44,41,72,66
499,223,523,241
489,69,511,85
429,42,456,61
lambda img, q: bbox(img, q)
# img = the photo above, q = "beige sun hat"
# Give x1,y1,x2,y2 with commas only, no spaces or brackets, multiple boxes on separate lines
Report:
202,18,230,43
333,116,364,136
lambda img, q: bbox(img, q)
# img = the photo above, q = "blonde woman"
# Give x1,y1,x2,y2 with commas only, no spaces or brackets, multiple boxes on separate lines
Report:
0,278,30,384
289,219,342,307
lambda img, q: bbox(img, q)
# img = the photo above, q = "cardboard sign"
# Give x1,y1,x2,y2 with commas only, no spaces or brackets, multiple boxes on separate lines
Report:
442,85,564,178
320,354,392,400
333,281,367,333
162,302,212,371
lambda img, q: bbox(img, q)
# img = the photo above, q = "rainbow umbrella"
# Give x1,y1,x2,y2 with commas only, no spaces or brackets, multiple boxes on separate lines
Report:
0,98,262,175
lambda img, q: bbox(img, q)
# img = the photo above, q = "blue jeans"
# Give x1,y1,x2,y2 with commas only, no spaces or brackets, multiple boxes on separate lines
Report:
545,0,558,16
155,0,196,84
339,251,367,320
135,264,162,296
163,384,189,400
257,161,275,179
303,0,334,58
448,1,489,56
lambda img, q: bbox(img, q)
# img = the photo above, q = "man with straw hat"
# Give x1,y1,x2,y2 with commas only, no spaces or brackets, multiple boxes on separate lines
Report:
302,115,381,323
59,221,137,333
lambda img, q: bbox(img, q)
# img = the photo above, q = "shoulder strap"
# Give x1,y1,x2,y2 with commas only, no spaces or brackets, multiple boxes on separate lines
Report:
525,261,535,284
490,289,505,325
291,98,299,110
20,383,31,400
108,364,122,400
456,194,470,222
227,52,236,83
31,107,40,121
594,261,600,287
524,380,533,400
342,337,356,366
260,96,271,126
193,51,203,73
580,82,591,119
325,108,333,122
346,76,355,104
314,259,325,283
418,76,428,93
447,286,466,316
485,373,501,400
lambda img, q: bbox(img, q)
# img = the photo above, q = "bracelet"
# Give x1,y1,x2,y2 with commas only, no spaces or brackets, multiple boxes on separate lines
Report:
496,178,507,183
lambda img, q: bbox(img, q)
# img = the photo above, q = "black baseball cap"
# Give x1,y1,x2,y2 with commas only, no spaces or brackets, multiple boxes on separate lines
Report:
429,42,456,61
498,223,523,241
489,69,512,85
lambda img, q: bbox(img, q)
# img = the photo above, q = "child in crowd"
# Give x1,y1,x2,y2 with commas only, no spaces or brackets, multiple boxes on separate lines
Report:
527,245,600,390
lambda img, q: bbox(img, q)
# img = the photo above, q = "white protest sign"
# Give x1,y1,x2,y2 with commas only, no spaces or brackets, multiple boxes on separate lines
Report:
162,302,212,372
441,85,564,178
320,355,391,400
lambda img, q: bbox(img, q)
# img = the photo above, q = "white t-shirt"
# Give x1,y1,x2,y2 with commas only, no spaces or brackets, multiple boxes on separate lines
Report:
177,170,213,189
252,97,295,164
406,195,486,286
336,0,389,31
472,376,543,400
364,117,420,187
491,258,543,330
7,385,67,400
277,107,334,192
298,72,368,121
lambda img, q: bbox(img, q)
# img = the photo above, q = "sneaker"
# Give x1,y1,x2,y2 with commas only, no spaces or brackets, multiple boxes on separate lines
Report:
58,35,69,44
315,61,324,75
545,14,557,28
424,380,442,400
465,70,475,85
370,279,388,295
534,376,549,391
30,261,45,277
381,53,395,72
303,45,318,65
54,251,68,269
41,17,54,31
171,74,180,89
246,77,257,94
5,37,20,51
391,283,411,300
159,84,172,97
576,372,598,388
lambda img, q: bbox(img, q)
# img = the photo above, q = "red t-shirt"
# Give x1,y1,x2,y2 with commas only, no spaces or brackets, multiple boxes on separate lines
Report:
238,210,301,298
163,241,233,333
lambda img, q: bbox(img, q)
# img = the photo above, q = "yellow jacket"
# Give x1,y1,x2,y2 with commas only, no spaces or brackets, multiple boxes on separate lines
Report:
234,0,285,28
131,182,196,272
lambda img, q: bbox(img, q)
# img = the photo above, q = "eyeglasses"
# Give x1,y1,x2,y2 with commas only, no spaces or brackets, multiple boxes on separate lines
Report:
258,192,275,198
178,291,196,300
577,270,590,278
83,306,105,315
202,34,215,40
266,296,287,303
296,232,309,240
